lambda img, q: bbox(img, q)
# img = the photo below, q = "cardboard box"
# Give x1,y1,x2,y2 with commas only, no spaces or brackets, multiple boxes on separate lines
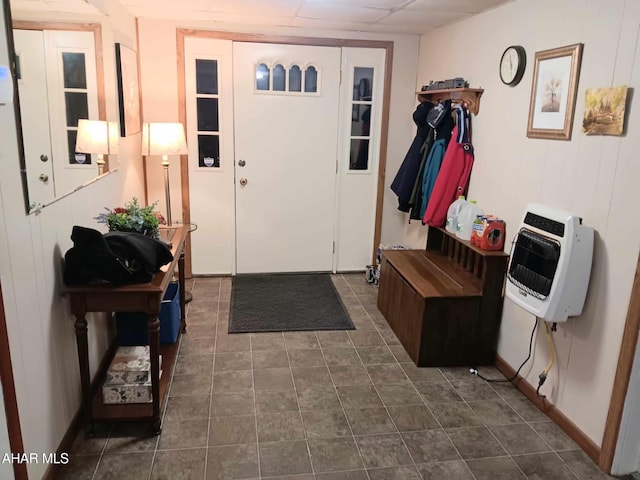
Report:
102,378,153,404
104,346,162,386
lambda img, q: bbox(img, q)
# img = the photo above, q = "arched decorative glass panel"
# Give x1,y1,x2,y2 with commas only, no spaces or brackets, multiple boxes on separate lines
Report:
289,65,302,92
273,64,286,91
304,66,318,93
256,63,270,91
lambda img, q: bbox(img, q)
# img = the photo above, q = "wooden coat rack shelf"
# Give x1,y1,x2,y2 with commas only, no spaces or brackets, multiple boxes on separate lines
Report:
416,87,484,115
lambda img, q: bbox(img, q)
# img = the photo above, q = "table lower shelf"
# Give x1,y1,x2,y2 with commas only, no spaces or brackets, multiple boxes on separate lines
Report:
90,324,183,422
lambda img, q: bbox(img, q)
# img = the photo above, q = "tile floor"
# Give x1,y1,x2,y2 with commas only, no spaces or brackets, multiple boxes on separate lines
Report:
60,274,624,480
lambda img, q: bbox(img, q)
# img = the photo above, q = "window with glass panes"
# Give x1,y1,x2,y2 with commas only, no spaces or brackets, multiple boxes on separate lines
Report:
195,59,221,168
349,67,374,171
63,52,91,165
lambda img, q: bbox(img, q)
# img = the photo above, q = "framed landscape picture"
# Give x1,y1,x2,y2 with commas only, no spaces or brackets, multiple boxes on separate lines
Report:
527,43,584,140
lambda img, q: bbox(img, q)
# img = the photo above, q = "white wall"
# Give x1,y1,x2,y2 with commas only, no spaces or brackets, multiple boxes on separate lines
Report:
415,0,640,452
137,17,420,266
0,1,142,478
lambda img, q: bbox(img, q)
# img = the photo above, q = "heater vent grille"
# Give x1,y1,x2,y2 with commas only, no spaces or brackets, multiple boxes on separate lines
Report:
524,212,565,237
507,229,561,298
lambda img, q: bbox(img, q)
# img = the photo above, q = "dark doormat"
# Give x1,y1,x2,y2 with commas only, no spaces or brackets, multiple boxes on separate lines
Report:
229,273,355,333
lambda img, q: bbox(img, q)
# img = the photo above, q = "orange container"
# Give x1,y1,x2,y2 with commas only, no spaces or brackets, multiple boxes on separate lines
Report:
480,219,505,251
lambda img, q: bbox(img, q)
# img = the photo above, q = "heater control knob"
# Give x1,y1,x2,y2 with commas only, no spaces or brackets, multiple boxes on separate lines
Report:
40,154,49,162
238,159,246,167
39,174,49,182
239,178,248,186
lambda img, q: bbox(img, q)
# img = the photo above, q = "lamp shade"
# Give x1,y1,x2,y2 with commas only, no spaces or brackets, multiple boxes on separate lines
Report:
142,122,187,156
76,119,119,155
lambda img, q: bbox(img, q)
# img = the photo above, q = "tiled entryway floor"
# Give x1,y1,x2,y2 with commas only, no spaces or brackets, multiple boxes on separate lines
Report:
61,274,624,480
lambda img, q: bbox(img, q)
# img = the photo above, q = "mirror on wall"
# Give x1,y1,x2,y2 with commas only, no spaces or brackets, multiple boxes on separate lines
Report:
8,0,119,213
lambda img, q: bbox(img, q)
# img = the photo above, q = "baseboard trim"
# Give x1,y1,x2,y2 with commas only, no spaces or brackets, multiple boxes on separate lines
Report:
494,354,601,465
42,338,118,480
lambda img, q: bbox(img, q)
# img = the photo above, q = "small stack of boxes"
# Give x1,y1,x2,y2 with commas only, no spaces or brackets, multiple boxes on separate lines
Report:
102,346,162,404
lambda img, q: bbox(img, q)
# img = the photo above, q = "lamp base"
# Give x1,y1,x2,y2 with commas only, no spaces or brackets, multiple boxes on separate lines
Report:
185,291,193,304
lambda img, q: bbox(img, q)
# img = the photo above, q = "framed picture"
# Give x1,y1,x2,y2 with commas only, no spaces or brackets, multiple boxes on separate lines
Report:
583,85,628,136
527,43,583,140
115,43,141,137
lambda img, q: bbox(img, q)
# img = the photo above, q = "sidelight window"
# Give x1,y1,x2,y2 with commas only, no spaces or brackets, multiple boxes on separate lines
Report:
349,67,374,171
63,52,91,165
195,59,221,168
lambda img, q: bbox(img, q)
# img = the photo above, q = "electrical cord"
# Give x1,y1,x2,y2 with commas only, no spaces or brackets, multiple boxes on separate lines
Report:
470,316,538,383
536,321,556,396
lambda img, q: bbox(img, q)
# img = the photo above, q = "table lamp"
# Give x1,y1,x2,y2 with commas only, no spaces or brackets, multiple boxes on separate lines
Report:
142,122,188,226
76,119,119,175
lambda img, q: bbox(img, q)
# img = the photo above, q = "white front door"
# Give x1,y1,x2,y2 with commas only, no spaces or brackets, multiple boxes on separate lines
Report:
233,42,341,274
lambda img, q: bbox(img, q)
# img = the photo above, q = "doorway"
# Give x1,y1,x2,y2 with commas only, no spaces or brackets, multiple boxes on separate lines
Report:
181,32,391,276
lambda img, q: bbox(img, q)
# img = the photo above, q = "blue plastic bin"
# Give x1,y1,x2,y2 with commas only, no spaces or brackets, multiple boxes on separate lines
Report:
116,282,181,345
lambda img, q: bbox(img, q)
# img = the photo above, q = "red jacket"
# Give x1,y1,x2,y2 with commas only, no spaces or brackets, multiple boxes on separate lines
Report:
422,107,474,227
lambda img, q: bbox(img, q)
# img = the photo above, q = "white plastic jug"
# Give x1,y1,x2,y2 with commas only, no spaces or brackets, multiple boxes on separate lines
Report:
456,200,483,241
445,196,468,234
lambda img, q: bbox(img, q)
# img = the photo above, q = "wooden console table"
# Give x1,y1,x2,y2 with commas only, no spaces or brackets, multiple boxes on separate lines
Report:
62,225,188,435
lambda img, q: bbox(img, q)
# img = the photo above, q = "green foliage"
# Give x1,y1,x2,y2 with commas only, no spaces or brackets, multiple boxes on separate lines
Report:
95,197,165,239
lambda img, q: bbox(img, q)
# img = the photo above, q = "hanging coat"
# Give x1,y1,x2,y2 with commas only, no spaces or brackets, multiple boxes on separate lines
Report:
422,106,474,227
390,101,434,212
413,107,455,220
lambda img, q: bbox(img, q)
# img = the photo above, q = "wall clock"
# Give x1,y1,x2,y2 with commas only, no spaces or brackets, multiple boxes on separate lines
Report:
500,45,526,86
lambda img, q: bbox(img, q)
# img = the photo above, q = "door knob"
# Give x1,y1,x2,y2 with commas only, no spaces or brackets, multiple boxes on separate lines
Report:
238,159,246,167
40,154,49,162
239,178,248,186
39,174,49,182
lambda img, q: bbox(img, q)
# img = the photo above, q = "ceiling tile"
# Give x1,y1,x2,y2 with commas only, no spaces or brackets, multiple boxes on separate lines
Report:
11,0,99,14
207,12,293,26
208,0,302,17
297,3,388,22
375,9,470,28
303,0,410,8
405,0,511,14
366,22,430,34
289,16,371,31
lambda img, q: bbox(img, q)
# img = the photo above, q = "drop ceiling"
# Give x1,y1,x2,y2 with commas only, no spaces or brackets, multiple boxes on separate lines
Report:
10,0,513,34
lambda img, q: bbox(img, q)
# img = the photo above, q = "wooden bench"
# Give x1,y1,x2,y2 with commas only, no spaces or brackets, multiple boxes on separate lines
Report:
377,227,508,367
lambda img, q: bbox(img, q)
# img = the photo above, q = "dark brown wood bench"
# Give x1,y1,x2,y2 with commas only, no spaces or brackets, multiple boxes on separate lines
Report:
377,227,508,367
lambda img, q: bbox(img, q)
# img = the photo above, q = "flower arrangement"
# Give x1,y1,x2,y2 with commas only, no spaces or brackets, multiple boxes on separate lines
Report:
95,197,166,239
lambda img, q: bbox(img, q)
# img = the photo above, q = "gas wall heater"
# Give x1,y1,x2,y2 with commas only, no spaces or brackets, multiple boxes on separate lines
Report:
506,203,594,323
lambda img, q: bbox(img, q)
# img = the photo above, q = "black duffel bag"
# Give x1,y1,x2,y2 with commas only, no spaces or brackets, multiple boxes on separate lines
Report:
63,226,173,285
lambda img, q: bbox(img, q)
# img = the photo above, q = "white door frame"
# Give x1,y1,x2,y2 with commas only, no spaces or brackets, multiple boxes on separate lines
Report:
178,30,393,277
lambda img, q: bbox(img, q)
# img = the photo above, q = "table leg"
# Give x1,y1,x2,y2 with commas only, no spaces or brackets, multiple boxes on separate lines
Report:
147,314,161,435
179,251,187,333
74,314,94,436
